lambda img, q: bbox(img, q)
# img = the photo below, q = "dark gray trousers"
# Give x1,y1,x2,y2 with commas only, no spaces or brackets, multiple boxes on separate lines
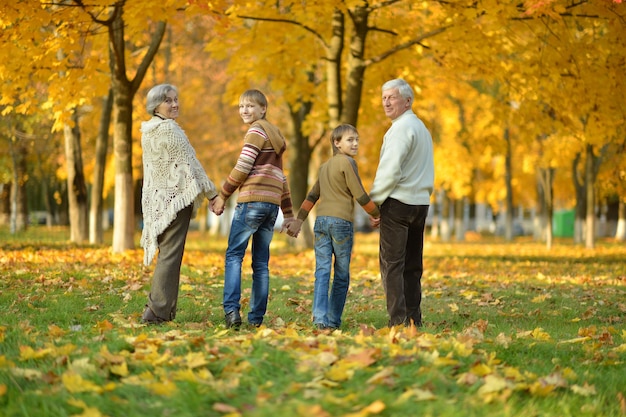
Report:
146,204,193,321
379,198,429,327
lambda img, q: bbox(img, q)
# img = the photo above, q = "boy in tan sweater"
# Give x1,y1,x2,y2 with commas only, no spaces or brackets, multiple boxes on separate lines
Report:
287,124,379,329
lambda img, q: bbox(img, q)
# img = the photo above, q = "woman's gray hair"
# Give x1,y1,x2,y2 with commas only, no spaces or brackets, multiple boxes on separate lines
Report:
382,79,414,104
146,84,178,115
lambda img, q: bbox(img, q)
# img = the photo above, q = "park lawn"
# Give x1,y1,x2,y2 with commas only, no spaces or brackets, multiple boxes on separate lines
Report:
0,226,624,417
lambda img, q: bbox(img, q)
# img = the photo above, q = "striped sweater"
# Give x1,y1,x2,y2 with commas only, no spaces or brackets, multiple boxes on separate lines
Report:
219,119,294,218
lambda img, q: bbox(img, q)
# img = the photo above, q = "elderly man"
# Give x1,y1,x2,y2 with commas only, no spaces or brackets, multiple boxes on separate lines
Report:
369,78,435,328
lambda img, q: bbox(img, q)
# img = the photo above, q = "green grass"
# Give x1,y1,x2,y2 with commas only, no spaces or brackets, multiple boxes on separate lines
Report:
0,226,624,417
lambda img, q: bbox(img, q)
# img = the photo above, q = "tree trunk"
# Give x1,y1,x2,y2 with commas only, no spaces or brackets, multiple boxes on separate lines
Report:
0,183,9,226
430,192,440,239
536,167,554,249
454,198,465,241
326,9,344,128
343,5,368,127
504,127,514,241
64,112,89,243
584,144,596,249
572,152,586,244
111,86,136,252
90,90,113,244
440,191,451,242
106,8,166,252
616,200,626,241
8,138,28,233
287,99,316,248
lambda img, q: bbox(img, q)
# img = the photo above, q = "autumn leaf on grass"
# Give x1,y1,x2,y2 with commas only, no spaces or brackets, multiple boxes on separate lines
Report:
67,398,110,417
470,362,493,377
296,404,330,417
212,402,240,415
184,351,209,369
531,293,552,303
62,371,111,394
19,345,53,360
10,367,42,380
394,387,436,404
571,383,597,397
556,336,591,345
477,374,514,403
366,367,395,386
148,379,177,397
94,320,114,332
528,372,568,397
343,400,385,417
325,348,380,382
516,328,551,341
48,324,67,338
68,357,98,376
109,361,129,377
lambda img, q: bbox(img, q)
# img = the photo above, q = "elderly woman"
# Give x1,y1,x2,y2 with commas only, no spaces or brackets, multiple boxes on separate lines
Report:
140,83,217,324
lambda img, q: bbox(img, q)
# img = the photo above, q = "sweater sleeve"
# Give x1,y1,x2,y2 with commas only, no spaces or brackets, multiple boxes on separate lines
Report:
220,132,264,200
280,175,294,219
296,180,321,221
343,157,380,218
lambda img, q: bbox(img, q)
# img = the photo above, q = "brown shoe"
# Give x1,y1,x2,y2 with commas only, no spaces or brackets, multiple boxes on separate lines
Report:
142,307,166,325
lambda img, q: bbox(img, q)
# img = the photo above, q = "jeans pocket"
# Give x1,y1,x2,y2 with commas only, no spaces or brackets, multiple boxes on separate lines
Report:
243,202,278,230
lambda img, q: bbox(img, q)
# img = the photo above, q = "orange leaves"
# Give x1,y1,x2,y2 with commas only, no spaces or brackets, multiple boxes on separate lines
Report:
324,348,380,382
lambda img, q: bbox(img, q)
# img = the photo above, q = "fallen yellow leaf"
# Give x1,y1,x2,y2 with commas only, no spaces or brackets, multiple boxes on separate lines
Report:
571,383,597,396
62,372,103,393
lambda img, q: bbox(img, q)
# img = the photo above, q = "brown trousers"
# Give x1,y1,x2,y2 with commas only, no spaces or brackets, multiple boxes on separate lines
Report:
146,204,193,321
379,198,429,327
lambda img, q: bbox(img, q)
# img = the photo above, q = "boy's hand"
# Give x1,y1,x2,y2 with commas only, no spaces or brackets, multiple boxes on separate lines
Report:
285,218,303,237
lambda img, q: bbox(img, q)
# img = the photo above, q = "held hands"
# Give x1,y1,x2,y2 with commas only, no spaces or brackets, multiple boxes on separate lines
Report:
210,196,225,216
369,216,381,229
283,218,303,238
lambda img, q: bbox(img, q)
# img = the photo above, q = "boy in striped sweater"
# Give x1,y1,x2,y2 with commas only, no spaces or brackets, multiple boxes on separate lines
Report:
212,89,294,329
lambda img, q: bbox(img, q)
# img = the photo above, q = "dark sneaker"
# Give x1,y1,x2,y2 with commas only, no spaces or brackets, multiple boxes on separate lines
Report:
225,310,242,329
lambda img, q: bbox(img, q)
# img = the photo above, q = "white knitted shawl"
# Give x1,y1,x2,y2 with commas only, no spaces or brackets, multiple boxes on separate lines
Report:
140,117,217,265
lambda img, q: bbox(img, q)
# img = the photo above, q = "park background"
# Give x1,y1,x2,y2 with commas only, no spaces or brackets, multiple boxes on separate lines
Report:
0,1,625,416
0,0,625,250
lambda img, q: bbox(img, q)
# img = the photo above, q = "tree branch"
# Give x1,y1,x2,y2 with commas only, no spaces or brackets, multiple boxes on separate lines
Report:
131,20,167,94
365,25,451,66
235,14,328,49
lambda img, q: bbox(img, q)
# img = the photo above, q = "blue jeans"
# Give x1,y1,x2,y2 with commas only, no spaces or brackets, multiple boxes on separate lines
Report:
313,216,354,328
223,202,279,325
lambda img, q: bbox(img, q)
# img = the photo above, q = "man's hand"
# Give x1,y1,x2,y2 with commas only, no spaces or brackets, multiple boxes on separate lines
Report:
369,216,381,229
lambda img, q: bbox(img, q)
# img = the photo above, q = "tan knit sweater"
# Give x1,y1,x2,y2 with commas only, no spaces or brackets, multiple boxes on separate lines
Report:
297,153,379,223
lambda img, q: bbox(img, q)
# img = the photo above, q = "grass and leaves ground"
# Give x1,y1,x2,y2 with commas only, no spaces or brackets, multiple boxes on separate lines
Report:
0,226,624,417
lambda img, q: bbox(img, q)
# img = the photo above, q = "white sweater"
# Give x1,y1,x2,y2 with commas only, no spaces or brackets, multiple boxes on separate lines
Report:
140,117,217,265
370,110,434,206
